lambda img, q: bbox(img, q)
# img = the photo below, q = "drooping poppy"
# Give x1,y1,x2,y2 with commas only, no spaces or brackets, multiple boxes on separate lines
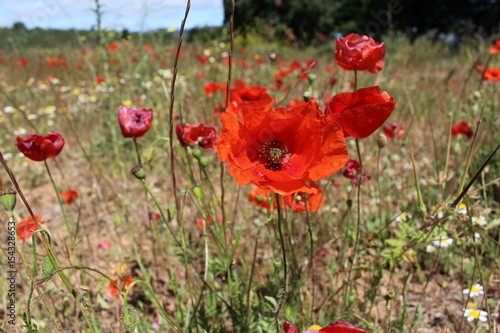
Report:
108,275,133,297
284,181,325,213
118,105,153,138
335,33,385,73
325,86,396,139
218,98,349,195
383,121,405,139
225,84,274,119
451,121,473,139
176,123,218,148
61,189,79,205
482,67,500,82
17,215,44,240
16,131,65,162
489,40,500,54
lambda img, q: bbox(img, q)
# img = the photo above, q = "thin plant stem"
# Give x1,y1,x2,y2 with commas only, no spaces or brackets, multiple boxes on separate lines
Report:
132,137,142,166
274,193,287,332
44,160,74,245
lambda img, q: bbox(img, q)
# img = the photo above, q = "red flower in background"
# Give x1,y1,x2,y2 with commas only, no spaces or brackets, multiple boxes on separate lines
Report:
118,105,153,138
61,189,79,205
47,57,69,68
196,216,214,229
18,215,44,240
489,40,500,54
204,82,227,96
218,98,348,195
342,159,372,185
108,275,133,297
176,123,218,148
383,121,405,139
325,86,396,139
248,186,274,211
17,58,28,68
225,84,274,119
482,67,500,81
284,181,325,213
335,33,385,73
96,76,105,83
16,131,65,161
451,121,473,139
107,42,119,51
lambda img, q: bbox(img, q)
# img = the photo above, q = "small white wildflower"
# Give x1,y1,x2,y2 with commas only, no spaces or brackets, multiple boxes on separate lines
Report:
463,308,488,322
3,106,15,114
456,203,468,215
395,213,411,223
27,114,38,120
474,232,481,241
432,236,453,248
425,244,436,253
3,152,13,160
471,215,487,226
13,127,27,136
463,284,484,297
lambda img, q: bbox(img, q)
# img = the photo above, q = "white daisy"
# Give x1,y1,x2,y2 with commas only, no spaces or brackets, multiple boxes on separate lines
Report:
432,236,453,248
456,203,468,215
463,308,488,322
471,215,487,226
463,284,484,297
425,244,436,253
395,213,411,223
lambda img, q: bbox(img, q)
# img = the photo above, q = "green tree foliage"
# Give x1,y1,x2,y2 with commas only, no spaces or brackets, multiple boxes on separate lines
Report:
223,0,500,45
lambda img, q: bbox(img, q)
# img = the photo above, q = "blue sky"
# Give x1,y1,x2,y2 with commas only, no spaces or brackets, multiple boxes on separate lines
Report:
0,0,224,31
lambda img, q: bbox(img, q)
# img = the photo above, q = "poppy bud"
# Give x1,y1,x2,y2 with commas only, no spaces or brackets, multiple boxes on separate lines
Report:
347,199,353,208
192,186,203,199
268,51,277,62
384,290,395,301
303,91,312,102
199,157,209,167
131,164,145,180
377,133,387,148
121,304,138,332
307,72,317,84
1,187,16,213
192,150,202,160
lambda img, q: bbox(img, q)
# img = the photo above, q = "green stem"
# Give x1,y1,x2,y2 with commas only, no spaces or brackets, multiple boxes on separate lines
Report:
44,160,73,245
274,193,287,332
132,137,142,166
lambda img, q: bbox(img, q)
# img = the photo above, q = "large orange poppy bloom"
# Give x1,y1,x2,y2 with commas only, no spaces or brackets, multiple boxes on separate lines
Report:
218,99,348,195
325,86,396,139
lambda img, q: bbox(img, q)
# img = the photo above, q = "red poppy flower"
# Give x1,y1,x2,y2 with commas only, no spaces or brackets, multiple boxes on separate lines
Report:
96,76,105,84
218,98,349,195
383,121,405,139
17,215,43,240
284,181,325,213
107,42,119,51
482,67,500,82
489,40,500,54
283,320,370,333
325,86,396,139
118,105,153,138
108,275,133,297
204,82,227,96
225,84,274,119
61,189,79,205
47,57,69,68
196,216,214,229
342,159,372,184
335,33,385,73
16,131,65,162
17,58,28,68
176,123,218,148
451,121,473,139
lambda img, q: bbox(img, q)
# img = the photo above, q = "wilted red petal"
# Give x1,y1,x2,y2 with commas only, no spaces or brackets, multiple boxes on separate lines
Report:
118,105,153,138
16,131,65,161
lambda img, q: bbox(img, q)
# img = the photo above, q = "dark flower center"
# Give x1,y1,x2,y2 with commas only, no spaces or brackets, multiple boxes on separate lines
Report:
259,140,291,171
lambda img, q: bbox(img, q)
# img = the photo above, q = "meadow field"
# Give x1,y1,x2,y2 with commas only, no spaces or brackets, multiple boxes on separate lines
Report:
0,23,499,333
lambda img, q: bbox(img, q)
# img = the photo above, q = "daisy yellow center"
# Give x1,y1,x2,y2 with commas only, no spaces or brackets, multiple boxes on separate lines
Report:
469,310,480,319
471,286,479,292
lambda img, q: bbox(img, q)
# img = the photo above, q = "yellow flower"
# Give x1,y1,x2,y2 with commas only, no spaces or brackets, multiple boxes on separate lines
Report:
307,325,322,330
122,100,133,106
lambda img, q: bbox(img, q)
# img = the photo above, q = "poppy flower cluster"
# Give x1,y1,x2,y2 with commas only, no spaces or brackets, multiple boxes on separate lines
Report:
335,33,385,73
283,320,370,333
118,105,153,138
176,123,218,149
16,131,65,161
218,98,349,195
